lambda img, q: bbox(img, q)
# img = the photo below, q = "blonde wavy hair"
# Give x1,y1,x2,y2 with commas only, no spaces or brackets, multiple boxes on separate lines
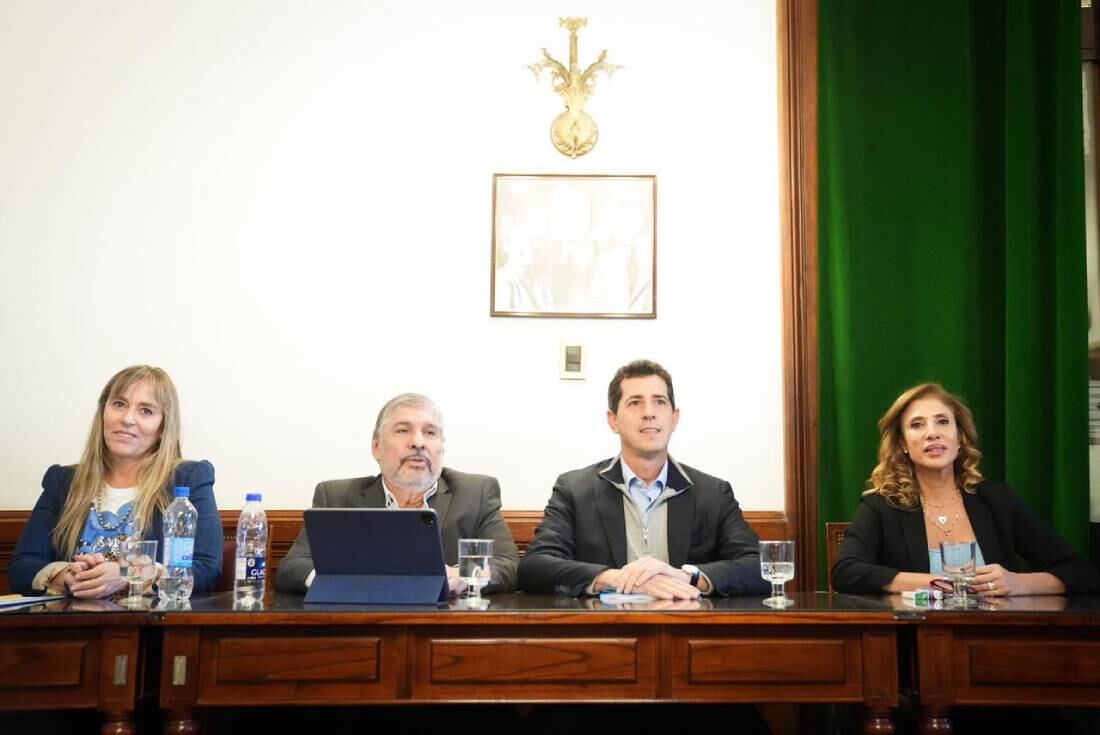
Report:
865,383,984,509
52,366,183,558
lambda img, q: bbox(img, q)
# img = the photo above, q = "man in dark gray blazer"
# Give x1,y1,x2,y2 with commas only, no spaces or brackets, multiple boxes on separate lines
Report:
519,360,769,598
276,393,518,595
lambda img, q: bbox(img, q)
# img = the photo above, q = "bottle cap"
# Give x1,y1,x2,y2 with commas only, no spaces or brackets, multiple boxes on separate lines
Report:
246,493,262,502
174,486,191,497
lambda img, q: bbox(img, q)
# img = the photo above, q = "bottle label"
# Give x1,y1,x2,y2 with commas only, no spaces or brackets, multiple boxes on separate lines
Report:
236,555,266,581
165,537,194,568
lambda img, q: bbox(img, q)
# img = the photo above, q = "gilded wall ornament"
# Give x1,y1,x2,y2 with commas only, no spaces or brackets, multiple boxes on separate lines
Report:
526,18,621,159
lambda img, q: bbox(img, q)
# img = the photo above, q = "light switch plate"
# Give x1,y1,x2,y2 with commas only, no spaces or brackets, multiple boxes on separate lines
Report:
560,342,585,380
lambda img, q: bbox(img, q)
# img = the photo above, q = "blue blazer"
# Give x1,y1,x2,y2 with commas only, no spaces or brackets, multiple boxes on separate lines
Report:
8,460,224,595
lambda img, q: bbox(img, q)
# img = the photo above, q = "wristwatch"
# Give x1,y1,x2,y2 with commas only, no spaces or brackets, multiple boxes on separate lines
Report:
681,564,701,588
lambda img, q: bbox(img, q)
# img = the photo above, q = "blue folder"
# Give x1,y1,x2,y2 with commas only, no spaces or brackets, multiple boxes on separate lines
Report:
303,508,449,605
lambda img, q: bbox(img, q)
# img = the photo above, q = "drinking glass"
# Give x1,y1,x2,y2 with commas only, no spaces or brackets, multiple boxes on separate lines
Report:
940,541,977,608
759,540,795,608
120,539,158,607
458,538,493,606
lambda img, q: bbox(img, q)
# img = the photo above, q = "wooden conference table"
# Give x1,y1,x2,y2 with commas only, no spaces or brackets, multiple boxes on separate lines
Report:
2,592,1099,734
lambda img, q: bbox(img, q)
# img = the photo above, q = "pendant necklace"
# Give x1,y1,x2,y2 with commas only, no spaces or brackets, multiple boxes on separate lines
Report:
922,490,961,535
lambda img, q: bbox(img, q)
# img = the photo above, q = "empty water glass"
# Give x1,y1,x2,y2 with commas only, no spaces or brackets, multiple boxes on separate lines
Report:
759,540,795,608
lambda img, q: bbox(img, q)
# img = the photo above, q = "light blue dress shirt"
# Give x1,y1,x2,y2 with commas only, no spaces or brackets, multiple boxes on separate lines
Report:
621,459,669,519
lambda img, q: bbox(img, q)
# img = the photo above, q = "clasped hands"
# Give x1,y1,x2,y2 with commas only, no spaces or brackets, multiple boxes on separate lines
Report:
928,563,1026,598
594,556,703,600
58,553,130,599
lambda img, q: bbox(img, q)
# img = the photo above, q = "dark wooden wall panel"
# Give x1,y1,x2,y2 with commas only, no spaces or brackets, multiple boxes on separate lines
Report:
0,509,788,595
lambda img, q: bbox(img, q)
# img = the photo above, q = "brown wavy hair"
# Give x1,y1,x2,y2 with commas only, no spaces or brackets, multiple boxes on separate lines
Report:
865,383,984,509
52,366,183,558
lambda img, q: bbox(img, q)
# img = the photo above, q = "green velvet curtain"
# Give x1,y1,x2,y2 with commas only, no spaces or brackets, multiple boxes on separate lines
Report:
818,1,1088,584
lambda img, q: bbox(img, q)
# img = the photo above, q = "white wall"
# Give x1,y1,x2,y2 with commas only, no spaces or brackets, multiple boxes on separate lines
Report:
0,1,784,512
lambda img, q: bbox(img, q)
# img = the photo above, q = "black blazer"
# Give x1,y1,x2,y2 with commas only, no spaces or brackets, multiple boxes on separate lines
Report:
518,457,769,597
831,481,1100,594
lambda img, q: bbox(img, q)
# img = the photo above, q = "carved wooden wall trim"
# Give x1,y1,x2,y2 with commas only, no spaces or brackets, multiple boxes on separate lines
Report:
0,509,789,595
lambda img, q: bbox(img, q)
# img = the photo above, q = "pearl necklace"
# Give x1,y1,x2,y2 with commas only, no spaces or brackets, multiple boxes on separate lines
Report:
94,493,133,531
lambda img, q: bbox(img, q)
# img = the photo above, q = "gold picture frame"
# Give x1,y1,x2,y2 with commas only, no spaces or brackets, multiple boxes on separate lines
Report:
490,173,657,318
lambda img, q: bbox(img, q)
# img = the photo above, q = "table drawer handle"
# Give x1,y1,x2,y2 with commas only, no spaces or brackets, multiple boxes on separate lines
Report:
173,655,187,686
113,655,128,686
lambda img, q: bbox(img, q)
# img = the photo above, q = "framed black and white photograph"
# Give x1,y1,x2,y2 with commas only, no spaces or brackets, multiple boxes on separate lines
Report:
491,174,656,318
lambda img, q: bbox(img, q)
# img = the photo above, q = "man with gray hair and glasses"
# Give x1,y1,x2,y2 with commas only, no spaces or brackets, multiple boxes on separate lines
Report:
276,393,518,595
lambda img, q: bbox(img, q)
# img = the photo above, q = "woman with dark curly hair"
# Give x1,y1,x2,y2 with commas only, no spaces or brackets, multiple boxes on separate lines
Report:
831,383,1098,596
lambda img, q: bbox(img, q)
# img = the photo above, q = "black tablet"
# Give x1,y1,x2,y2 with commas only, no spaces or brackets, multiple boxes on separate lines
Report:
303,508,448,605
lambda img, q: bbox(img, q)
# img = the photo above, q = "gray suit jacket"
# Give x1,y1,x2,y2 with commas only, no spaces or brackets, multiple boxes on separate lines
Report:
275,468,519,594
518,457,770,597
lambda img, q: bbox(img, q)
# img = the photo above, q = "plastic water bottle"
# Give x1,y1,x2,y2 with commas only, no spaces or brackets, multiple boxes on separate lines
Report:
161,486,197,603
234,492,268,604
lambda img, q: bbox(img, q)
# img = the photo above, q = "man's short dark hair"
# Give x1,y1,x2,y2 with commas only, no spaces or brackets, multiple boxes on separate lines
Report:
608,360,675,412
